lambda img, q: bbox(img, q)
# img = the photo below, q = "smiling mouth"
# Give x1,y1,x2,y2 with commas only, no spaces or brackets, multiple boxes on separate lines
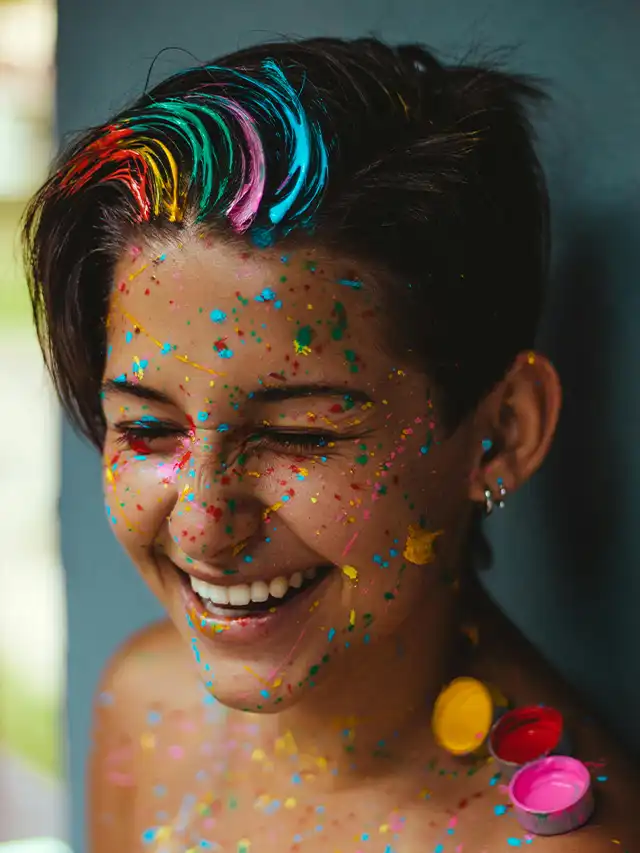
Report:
182,564,334,619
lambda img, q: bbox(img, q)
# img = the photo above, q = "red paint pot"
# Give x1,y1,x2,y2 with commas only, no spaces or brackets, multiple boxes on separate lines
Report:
488,705,568,779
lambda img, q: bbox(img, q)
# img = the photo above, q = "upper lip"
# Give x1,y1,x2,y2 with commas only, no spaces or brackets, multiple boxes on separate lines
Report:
157,552,332,587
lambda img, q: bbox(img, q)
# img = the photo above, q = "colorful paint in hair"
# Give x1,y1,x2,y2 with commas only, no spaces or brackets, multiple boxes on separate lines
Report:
55,59,329,239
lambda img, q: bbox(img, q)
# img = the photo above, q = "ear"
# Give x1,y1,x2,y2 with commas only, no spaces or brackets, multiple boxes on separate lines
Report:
468,351,562,505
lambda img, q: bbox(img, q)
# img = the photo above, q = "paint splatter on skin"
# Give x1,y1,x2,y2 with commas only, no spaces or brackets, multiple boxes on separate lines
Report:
402,525,443,566
74,64,628,851
100,242,560,851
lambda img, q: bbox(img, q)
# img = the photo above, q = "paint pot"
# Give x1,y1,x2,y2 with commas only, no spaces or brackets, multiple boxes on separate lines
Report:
508,755,594,836
432,677,509,757
488,705,569,779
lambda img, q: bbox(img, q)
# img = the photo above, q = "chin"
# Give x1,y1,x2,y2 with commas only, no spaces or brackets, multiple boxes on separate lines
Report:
178,641,334,713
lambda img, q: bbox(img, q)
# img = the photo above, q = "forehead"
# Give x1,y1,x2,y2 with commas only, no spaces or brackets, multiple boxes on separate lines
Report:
106,235,392,396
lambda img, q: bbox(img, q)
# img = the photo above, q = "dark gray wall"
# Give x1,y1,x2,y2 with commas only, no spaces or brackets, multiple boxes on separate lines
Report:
57,1,640,850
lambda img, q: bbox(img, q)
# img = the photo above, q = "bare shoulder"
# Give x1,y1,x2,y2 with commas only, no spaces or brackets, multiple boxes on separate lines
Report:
88,619,203,852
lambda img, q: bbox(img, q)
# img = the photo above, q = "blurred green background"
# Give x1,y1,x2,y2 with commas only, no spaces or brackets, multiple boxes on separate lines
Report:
0,0,65,843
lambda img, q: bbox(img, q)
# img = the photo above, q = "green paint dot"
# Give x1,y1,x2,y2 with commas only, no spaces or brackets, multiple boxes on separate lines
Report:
295,325,314,348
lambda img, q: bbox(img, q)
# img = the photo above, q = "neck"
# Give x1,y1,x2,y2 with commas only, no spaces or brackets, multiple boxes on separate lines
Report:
245,581,467,790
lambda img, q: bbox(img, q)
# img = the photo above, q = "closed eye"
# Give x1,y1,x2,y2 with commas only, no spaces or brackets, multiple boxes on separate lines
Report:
113,420,189,455
248,429,336,454
112,420,370,459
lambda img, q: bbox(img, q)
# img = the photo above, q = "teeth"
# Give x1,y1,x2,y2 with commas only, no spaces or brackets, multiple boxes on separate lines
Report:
228,585,251,606
250,580,269,602
189,567,326,607
269,576,289,599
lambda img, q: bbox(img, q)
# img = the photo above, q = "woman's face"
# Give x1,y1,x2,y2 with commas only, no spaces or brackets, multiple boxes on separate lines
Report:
102,233,479,711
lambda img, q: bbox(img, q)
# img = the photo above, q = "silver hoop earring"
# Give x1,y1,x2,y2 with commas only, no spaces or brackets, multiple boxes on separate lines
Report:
483,483,507,516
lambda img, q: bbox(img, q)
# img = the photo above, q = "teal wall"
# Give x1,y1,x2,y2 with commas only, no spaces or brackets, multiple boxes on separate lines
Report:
56,1,640,850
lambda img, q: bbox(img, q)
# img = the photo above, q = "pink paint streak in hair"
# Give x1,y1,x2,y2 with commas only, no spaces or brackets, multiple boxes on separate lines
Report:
218,99,266,232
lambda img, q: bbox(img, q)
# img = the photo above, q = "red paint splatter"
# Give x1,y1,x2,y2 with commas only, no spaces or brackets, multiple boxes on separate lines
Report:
129,437,151,454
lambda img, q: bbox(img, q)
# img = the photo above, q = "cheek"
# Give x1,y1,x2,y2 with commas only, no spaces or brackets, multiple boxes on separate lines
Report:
102,445,178,553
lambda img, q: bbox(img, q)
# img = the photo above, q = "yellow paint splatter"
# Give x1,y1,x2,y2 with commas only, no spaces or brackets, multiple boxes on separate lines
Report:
403,525,443,565
342,565,358,581
293,340,312,356
140,732,156,750
284,797,297,809
349,609,356,626
263,500,283,519
128,263,149,280
132,356,145,380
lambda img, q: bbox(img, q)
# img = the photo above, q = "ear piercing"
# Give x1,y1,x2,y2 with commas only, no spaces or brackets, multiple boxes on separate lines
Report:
483,479,507,516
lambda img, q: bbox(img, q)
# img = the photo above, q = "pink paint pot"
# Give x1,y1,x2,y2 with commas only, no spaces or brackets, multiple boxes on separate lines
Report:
488,705,569,779
508,755,594,836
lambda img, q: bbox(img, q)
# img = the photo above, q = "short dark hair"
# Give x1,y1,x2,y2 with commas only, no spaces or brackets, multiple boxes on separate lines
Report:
22,36,551,449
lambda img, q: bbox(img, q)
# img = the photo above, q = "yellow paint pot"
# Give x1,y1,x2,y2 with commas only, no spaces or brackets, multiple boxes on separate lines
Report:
432,677,509,757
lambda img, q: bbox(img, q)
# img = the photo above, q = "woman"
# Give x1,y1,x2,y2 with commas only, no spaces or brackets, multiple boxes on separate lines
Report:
23,37,638,852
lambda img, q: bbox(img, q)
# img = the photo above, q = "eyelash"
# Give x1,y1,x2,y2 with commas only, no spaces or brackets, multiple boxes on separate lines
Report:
113,421,346,456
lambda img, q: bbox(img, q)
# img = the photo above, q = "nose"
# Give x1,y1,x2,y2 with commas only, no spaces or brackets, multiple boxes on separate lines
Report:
166,443,263,565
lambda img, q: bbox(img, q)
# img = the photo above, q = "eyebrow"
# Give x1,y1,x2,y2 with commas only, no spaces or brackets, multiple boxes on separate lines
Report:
252,384,372,404
101,378,372,406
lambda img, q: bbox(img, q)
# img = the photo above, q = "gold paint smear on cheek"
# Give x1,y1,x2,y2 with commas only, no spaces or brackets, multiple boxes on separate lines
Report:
403,525,444,566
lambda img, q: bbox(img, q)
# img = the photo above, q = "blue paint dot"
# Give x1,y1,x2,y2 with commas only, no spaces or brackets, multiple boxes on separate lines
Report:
210,309,226,323
197,411,209,422
328,628,336,641
494,804,507,816
255,287,276,302
251,226,275,248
